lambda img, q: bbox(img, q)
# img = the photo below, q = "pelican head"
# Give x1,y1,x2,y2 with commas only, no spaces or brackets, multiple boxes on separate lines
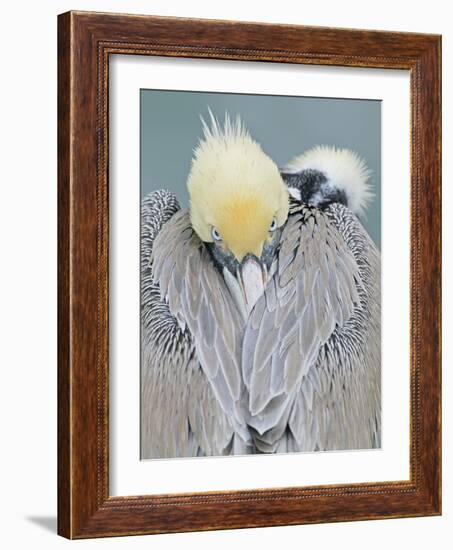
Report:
187,111,289,316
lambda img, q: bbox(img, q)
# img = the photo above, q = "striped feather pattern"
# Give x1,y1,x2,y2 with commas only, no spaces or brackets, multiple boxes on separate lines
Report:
244,201,380,452
150,200,252,447
141,190,243,458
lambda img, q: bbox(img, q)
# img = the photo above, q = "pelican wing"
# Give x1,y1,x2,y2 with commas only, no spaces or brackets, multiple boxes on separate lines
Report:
141,190,239,458
243,202,376,451
287,203,381,452
150,199,250,447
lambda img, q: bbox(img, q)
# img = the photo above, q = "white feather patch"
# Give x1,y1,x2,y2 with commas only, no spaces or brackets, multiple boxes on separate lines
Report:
285,145,374,217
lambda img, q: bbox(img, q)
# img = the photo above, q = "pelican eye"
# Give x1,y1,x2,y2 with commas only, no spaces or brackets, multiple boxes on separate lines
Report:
269,217,278,232
211,227,222,241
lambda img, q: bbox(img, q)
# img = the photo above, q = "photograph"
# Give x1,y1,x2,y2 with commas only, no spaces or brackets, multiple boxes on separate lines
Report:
140,90,382,459
50,8,441,541
0,0,446,543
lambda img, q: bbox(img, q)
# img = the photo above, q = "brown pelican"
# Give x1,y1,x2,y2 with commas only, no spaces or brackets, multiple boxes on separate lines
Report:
141,114,380,458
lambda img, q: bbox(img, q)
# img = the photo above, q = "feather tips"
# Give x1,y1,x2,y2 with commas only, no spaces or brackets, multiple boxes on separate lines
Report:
152,206,251,443
141,190,241,457
242,203,372,450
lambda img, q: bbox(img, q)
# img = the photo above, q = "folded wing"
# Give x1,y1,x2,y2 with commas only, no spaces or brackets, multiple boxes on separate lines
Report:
243,201,380,452
150,195,252,451
141,190,245,457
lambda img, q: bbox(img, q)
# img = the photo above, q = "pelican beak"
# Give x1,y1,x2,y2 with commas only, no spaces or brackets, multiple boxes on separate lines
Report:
237,255,268,314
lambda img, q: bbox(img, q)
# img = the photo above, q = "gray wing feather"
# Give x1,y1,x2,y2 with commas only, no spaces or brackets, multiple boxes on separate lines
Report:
243,202,380,452
141,190,238,458
151,205,251,446
289,204,381,451
244,205,359,412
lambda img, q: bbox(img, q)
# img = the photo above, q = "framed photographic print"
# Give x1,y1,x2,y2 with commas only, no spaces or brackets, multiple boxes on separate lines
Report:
58,11,441,538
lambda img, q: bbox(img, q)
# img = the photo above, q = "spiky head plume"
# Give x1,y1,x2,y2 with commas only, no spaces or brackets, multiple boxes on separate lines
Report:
187,111,289,261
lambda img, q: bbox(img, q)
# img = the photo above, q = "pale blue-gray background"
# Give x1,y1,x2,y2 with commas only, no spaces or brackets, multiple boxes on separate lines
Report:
141,90,381,248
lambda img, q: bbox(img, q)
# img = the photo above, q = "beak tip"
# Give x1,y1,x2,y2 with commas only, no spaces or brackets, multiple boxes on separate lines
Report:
238,255,268,312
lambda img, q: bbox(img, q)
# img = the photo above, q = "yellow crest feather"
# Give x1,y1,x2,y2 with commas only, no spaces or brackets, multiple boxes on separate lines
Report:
188,111,289,260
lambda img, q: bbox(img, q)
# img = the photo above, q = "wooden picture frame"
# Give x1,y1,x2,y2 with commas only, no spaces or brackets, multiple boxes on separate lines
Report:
58,10,441,539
